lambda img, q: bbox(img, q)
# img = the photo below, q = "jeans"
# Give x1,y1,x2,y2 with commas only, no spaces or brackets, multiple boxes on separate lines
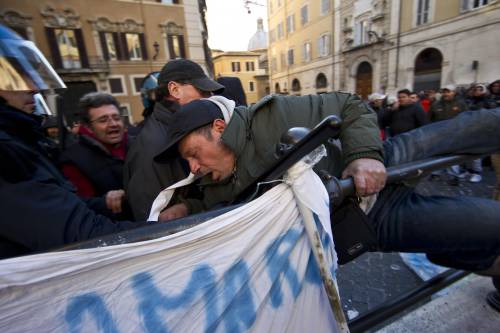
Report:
368,108,500,271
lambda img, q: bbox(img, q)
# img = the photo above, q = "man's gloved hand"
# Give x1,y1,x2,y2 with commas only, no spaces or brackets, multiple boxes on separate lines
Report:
342,158,387,196
105,189,125,213
159,203,188,222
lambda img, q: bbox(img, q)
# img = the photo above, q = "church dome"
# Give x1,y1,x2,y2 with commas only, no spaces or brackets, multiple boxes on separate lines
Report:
248,18,268,51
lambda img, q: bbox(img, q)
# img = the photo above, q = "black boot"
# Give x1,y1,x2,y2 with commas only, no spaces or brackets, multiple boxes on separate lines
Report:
486,277,500,312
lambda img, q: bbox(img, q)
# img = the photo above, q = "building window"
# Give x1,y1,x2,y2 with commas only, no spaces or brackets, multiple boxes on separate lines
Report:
231,62,241,72
271,57,277,71
277,22,284,39
54,29,82,69
130,74,146,95
156,0,180,4
302,42,311,62
286,14,295,34
354,20,370,45
287,49,294,66
99,32,117,61
245,61,255,71
249,81,255,92
318,35,330,57
301,5,309,26
416,0,430,26
107,76,127,96
321,0,330,15
461,0,489,11
316,73,328,89
126,33,143,60
167,34,186,59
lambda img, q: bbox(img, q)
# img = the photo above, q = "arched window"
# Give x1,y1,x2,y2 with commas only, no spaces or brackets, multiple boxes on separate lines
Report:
316,73,327,89
291,78,301,92
355,61,373,99
414,48,443,92
275,82,281,93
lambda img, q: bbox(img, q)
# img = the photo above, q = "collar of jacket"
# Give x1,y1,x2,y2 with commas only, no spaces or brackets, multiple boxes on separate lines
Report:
77,131,128,160
0,103,45,145
151,99,179,126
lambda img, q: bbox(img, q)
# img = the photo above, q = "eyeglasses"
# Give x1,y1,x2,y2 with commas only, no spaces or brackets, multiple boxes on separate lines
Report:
90,114,123,125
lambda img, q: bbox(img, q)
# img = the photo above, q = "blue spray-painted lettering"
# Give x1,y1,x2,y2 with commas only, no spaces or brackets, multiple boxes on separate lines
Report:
65,292,119,333
265,228,303,308
131,265,217,333
218,260,256,333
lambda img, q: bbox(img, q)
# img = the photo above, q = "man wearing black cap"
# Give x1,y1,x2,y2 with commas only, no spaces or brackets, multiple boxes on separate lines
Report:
124,59,224,220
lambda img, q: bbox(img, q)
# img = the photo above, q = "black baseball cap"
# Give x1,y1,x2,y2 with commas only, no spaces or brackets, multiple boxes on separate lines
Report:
155,99,224,161
158,59,224,93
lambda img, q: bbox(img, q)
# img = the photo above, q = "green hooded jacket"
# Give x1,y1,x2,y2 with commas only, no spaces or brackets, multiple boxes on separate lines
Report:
182,92,383,214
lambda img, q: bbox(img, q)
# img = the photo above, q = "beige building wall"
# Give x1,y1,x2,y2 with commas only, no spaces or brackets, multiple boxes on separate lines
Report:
387,0,500,94
268,0,335,95
213,52,261,104
0,0,209,123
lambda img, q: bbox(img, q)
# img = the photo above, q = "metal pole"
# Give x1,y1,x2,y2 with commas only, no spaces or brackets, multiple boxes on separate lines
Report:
295,198,350,332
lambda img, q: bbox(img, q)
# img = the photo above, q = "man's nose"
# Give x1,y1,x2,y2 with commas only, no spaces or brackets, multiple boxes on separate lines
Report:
189,159,200,174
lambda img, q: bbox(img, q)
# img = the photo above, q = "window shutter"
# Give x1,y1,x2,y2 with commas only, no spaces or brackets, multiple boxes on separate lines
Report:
167,35,175,59
45,28,63,69
112,32,123,60
120,33,130,60
139,33,148,60
74,29,89,68
178,35,186,58
99,31,110,60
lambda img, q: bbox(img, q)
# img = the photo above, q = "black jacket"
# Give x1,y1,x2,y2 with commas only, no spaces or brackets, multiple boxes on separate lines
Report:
384,103,429,136
60,135,125,196
124,100,189,220
0,104,145,259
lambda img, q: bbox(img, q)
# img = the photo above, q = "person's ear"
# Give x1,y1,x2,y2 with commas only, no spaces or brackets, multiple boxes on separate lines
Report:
168,81,181,100
212,118,226,134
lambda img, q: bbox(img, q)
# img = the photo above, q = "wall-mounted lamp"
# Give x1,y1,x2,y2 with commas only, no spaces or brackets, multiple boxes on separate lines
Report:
153,41,160,60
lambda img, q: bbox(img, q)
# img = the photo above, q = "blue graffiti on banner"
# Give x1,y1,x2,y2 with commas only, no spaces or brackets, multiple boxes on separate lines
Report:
65,222,334,332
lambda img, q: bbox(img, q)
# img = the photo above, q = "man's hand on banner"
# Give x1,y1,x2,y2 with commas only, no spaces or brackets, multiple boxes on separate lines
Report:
159,203,189,221
342,158,387,196
105,189,125,213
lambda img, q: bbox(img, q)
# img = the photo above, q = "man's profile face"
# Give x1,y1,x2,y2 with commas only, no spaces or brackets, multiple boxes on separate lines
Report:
473,86,485,97
372,99,384,107
87,104,125,145
171,82,211,105
409,94,419,103
441,89,455,101
491,83,500,94
0,90,37,113
178,125,235,182
398,93,411,106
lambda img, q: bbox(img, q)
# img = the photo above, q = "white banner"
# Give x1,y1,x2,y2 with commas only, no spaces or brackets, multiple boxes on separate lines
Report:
0,168,340,333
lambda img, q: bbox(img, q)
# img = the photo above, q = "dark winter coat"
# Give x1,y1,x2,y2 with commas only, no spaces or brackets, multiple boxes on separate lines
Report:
0,104,145,259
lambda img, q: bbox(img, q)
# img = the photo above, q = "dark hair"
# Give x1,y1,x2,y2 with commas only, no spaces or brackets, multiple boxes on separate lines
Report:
215,77,247,106
78,92,120,124
398,89,411,96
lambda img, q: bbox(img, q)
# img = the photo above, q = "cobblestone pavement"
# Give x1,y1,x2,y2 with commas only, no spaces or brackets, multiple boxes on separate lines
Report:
336,165,497,321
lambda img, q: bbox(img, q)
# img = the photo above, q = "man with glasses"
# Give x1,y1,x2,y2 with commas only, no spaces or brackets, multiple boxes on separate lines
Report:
124,59,225,220
60,92,132,219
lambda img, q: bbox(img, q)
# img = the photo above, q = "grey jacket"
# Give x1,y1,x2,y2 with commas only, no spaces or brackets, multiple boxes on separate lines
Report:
124,100,188,220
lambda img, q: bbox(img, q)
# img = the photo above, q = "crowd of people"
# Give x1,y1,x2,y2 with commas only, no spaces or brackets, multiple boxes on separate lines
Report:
1,24,500,310
368,80,500,185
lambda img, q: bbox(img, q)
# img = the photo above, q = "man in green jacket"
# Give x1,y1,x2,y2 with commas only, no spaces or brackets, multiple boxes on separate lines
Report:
156,93,386,218
155,95,500,277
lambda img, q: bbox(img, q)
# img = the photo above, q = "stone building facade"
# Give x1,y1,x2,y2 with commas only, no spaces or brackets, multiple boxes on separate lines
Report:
0,0,212,123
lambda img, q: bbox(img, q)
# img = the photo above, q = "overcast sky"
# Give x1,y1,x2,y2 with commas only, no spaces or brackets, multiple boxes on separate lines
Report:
205,0,268,52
